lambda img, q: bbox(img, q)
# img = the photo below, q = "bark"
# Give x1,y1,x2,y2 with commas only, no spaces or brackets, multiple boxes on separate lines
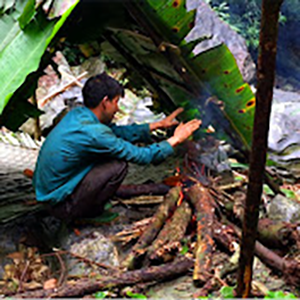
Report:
148,201,192,262
122,186,181,270
12,256,193,298
187,184,215,286
257,218,298,249
115,183,170,199
234,224,300,287
213,221,300,287
224,197,298,249
237,1,284,295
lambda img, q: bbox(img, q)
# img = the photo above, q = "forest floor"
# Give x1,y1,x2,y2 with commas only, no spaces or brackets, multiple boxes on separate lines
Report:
1,152,300,299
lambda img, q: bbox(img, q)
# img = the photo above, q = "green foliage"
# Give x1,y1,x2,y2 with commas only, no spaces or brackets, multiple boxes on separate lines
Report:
126,291,147,299
94,291,109,299
263,184,275,196
219,285,235,298
265,290,296,299
281,188,297,200
0,0,78,125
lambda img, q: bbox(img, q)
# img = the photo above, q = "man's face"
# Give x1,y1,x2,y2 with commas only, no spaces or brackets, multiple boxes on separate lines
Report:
103,95,120,124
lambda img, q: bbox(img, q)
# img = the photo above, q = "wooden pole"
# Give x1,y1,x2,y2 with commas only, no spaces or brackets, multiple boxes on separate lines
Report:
236,0,284,297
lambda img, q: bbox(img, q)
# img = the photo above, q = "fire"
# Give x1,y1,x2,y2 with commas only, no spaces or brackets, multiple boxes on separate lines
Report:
177,188,184,206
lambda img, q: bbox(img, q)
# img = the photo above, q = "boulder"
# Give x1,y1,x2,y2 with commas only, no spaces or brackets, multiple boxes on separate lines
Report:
267,194,300,223
186,0,256,83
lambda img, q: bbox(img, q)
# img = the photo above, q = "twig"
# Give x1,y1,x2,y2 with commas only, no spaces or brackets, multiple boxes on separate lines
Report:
18,260,30,293
55,252,66,287
39,72,88,107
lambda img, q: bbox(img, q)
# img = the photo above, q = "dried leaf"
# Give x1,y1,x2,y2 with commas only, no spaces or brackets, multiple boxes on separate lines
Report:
43,278,57,290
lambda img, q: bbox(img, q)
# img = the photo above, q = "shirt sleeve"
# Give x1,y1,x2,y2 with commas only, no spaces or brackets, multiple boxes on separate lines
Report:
109,123,152,143
85,124,174,165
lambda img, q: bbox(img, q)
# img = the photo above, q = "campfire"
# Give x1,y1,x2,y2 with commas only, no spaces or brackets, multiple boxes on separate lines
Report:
6,140,300,298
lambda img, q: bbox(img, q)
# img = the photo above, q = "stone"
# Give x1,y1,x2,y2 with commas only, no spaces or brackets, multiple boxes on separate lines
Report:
267,194,300,223
186,0,256,83
66,229,119,277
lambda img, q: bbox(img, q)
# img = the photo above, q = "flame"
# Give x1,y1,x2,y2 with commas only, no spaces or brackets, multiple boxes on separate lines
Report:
177,188,184,206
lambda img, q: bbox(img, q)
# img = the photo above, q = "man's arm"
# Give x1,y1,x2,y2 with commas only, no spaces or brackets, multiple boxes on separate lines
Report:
88,118,201,165
109,108,184,143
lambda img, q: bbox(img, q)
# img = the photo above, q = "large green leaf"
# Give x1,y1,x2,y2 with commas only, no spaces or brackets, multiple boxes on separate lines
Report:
18,0,35,29
191,44,255,149
0,0,78,115
127,0,255,150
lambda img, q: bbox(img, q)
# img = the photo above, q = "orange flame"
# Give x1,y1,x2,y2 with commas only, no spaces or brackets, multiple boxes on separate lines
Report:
177,189,184,206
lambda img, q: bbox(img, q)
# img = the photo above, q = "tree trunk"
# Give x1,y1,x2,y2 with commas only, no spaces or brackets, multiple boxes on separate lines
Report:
236,0,284,297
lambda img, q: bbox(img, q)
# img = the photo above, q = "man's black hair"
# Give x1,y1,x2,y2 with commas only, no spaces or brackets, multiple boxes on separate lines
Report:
82,72,125,108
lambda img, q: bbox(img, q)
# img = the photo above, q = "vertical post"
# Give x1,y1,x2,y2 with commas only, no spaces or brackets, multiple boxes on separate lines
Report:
236,0,284,297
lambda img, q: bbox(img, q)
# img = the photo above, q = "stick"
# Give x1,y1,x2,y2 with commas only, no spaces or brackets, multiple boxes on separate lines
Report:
115,183,170,199
148,201,192,263
187,184,216,286
39,72,88,107
11,256,193,298
122,186,181,270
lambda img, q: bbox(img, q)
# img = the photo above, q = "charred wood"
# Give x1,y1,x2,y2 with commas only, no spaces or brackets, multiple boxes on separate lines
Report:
148,201,192,263
187,184,216,286
115,183,170,199
122,186,181,269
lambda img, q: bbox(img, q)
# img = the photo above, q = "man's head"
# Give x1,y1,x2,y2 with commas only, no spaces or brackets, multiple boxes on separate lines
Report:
82,72,125,124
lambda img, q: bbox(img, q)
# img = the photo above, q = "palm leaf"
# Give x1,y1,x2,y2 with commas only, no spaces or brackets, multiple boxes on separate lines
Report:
125,0,255,149
0,0,78,115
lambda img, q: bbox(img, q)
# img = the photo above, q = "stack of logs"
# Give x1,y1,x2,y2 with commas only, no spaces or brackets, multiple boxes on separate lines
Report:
120,183,300,291
10,181,300,298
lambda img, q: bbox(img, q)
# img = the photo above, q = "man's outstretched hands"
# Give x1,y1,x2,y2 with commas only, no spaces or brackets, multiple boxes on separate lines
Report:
150,108,184,131
167,119,202,147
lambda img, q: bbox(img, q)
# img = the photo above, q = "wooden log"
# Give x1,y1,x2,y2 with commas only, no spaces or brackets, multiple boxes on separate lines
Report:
257,218,298,250
11,256,193,298
213,220,300,287
224,193,298,250
115,183,170,199
148,201,192,263
122,186,181,270
187,184,216,286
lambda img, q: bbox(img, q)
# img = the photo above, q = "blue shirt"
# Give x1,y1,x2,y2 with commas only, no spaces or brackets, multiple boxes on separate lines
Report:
33,106,174,203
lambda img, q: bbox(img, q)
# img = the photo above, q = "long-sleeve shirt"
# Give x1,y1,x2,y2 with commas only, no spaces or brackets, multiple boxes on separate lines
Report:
33,106,174,203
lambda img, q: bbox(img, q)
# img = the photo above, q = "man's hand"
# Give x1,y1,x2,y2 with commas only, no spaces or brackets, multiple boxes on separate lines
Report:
167,119,202,147
150,108,184,131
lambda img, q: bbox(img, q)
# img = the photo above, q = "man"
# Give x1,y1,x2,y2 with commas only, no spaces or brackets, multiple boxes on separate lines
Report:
33,72,201,220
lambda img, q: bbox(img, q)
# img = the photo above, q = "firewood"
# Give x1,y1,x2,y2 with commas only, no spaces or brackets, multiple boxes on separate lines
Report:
122,186,181,270
212,220,300,286
148,201,192,263
115,183,170,199
224,193,298,250
11,256,193,298
187,184,216,286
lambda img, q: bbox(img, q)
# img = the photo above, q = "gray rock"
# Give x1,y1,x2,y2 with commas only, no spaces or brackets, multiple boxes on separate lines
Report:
267,194,300,223
66,229,119,277
267,89,300,179
186,0,256,82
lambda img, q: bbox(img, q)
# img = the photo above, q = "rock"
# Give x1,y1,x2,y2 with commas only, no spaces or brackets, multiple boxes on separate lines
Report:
268,89,300,179
186,0,256,83
66,229,119,277
267,194,300,223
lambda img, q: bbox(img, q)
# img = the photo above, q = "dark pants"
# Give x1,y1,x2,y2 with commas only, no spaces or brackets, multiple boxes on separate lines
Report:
50,160,128,220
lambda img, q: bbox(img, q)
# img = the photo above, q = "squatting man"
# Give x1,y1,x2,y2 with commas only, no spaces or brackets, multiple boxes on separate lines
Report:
33,72,201,220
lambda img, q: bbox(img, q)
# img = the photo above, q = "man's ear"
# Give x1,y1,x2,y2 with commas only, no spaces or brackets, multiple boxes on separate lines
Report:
101,96,109,109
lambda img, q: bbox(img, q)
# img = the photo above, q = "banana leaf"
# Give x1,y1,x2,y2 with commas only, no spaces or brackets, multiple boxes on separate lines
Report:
134,0,255,149
0,0,78,115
